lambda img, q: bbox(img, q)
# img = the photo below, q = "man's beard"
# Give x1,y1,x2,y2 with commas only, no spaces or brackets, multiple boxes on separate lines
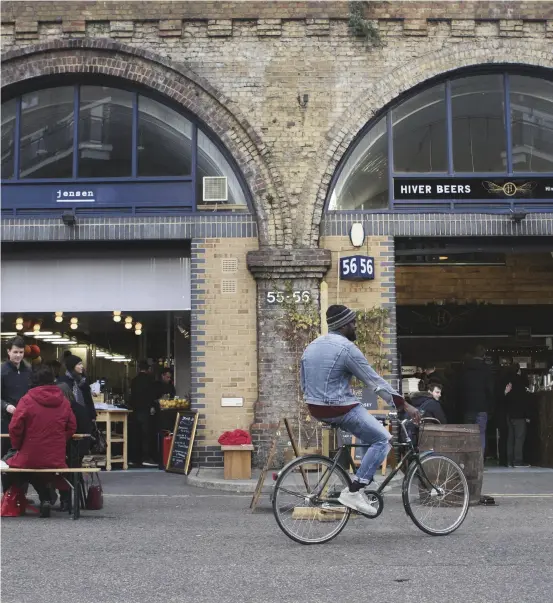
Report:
346,331,357,342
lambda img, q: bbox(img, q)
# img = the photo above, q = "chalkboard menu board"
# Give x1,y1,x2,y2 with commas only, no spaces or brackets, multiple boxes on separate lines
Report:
166,412,199,474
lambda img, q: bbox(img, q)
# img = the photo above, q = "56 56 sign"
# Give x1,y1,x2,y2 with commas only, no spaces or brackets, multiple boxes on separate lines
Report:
339,255,375,281
266,290,311,304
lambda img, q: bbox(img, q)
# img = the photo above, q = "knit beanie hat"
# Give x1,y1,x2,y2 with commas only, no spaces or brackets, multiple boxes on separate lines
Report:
64,354,83,372
326,305,356,331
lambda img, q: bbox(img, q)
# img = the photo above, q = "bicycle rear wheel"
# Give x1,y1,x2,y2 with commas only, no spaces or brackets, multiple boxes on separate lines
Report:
272,455,352,545
403,453,469,536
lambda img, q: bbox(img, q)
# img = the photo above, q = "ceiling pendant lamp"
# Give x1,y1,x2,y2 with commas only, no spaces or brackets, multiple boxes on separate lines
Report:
55,312,64,323
113,311,122,323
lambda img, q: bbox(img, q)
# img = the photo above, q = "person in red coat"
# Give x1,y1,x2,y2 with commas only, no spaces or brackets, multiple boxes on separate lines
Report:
2,365,76,517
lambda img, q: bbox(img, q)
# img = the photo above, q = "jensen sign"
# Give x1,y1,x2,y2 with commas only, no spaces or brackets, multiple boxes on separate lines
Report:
55,188,96,203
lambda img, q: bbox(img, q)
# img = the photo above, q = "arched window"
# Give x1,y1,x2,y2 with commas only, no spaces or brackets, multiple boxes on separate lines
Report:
1,83,249,215
329,72,553,212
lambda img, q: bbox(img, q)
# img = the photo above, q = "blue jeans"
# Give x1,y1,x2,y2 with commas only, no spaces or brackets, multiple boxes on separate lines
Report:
323,405,391,484
464,411,488,453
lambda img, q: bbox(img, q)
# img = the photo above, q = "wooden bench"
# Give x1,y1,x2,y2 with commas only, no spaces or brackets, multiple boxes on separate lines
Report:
220,445,254,480
1,467,100,520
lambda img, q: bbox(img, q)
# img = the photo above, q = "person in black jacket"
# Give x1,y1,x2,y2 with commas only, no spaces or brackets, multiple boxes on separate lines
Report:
1,336,32,456
409,383,448,425
129,361,158,466
56,354,97,438
56,354,98,511
459,345,494,454
503,364,531,467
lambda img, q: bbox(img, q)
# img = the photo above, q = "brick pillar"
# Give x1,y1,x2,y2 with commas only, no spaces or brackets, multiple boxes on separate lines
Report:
247,248,332,468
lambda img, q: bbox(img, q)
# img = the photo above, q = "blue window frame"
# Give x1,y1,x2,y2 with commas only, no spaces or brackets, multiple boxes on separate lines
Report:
328,71,553,213
1,82,251,217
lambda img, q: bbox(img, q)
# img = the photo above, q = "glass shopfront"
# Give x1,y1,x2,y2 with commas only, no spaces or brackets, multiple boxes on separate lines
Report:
328,70,553,213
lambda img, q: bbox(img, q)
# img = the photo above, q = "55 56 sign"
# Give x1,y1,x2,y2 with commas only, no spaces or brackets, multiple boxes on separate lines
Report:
266,290,311,304
340,256,375,281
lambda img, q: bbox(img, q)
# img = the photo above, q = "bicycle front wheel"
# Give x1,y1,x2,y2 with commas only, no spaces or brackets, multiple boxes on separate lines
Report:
272,455,352,545
403,453,469,536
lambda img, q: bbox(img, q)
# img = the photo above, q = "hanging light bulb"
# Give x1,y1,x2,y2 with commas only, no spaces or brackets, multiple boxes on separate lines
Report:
135,329,142,335
15,317,23,325
15,323,23,331
113,311,122,323
70,317,78,324
70,322,78,330
125,322,133,330
55,312,64,323
134,322,142,330
125,316,133,324
33,323,41,332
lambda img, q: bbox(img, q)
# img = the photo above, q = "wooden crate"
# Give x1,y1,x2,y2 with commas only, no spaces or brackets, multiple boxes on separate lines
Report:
221,445,254,480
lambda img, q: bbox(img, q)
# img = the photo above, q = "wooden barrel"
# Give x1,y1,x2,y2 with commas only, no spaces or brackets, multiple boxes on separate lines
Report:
418,424,483,506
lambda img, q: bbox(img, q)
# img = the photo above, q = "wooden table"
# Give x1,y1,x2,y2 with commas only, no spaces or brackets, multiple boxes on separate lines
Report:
0,433,90,440
1,466,100,520
95,409,131,471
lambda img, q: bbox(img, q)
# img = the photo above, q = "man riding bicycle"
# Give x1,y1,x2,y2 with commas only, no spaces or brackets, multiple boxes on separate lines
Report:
301,304,420,516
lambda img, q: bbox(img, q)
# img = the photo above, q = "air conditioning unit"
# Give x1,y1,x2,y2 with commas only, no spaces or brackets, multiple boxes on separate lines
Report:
203,176,228,202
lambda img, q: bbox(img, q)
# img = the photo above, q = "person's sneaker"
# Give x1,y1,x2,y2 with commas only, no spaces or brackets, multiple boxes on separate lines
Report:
39,501,51,518
338,488,377,516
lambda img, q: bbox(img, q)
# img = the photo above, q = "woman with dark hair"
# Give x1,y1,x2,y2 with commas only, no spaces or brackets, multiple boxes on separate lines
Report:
1,365,76,517
56,354,97,437
56,354,98,511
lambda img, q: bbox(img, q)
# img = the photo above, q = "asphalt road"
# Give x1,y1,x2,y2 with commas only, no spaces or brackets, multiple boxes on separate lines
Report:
2,470,553,603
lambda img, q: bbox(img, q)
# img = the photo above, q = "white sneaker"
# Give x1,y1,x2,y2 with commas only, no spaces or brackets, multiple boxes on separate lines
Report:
338,488,377,516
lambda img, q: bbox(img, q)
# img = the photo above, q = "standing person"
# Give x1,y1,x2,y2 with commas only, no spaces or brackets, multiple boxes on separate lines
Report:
2,365,76,517
157,368,176,399
1,336,32,457
301,305,419,516
504,364,531,468
129,361,157,467
56,354,97,510
56,354,97,437
459,345,494,454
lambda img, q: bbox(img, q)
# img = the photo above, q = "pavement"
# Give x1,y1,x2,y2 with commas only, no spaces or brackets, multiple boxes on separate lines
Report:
2,467,553,603
187,463,553,493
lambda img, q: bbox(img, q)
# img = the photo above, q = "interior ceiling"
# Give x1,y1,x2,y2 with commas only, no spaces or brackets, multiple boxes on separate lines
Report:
1,311,190,357
395,236,553,256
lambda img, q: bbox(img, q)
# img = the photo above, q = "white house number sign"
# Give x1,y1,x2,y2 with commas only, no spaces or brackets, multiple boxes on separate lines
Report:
266,290,311,304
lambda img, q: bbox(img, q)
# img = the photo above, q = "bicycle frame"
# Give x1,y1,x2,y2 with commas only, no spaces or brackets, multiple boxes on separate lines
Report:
311,419,438,502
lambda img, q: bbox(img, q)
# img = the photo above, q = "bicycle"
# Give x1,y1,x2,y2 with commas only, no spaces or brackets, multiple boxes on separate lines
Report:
272,414,470,544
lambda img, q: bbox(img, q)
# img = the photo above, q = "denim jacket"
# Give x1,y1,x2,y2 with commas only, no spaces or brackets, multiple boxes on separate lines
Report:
300,333,398,407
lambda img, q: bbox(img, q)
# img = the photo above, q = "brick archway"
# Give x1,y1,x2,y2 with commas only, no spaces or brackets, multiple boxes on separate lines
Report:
302,39,553,247
1,40,291,248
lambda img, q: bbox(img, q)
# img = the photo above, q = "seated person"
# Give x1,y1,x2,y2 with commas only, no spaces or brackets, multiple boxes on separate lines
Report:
409,382,447,424
2,365,76,517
